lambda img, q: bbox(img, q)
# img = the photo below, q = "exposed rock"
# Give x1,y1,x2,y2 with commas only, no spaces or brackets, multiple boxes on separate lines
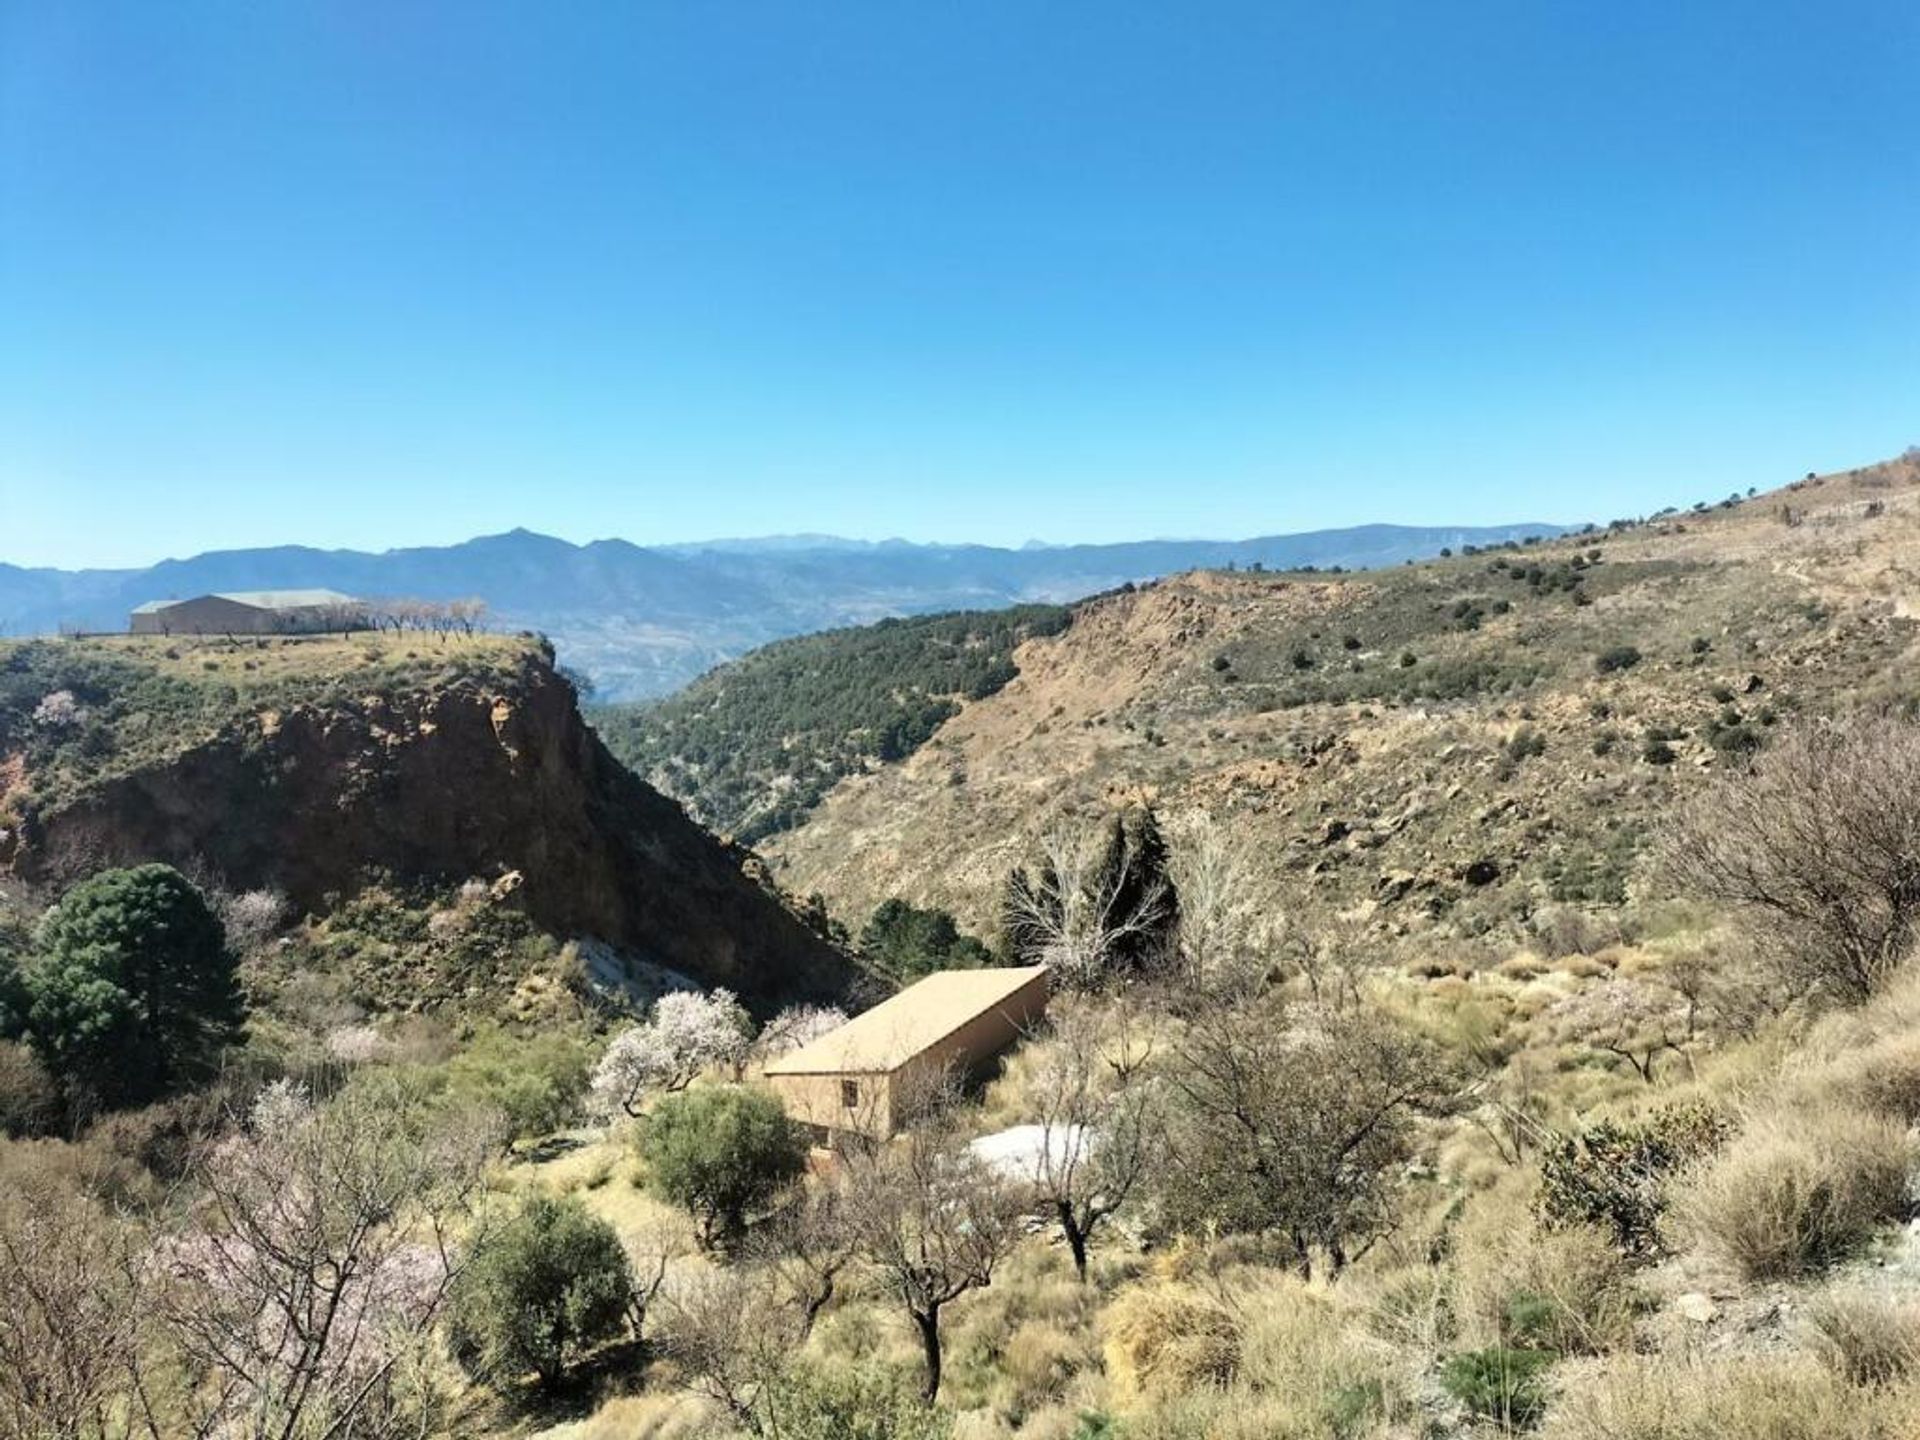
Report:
1674,1292,1718,1324
8,648,855,1008
1378,870,1418,902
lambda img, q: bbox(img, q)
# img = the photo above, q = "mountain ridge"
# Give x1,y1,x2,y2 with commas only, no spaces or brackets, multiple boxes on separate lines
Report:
0,521,1568,700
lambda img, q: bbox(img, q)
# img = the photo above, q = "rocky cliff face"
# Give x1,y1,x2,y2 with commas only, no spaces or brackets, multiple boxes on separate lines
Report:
3,644,853,1007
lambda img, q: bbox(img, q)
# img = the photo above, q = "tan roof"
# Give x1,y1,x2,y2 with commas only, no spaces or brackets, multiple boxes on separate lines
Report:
763,965,1048,1076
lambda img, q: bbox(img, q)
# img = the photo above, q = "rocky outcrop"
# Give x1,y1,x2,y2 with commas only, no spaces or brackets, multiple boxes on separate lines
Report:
5,649,853,1008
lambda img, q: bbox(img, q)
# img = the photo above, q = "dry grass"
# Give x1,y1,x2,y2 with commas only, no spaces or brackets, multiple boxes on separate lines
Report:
1450,1192,1642,1356
1539,1352,1920,1440
1100,1281,1240,1401
1803,1288,1920,1387
1673,1105,1911,1279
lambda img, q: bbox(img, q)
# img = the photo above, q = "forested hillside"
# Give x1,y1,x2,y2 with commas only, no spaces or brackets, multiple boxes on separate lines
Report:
593,603,1072,841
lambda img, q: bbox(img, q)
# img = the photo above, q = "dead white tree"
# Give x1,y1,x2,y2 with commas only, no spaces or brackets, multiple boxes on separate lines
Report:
1166,815,1277,997
1003,817,1175,988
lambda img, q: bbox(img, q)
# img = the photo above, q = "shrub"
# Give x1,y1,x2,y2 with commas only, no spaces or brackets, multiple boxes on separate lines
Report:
437,1028,591,1145
1674,1107,1911,1279
448,1194,634,1387
0,1039,60,1137
24,864,245,1110
1803,1289,1920,1386
1101,1282,1240,1400
1440,1347,1553,1429
1538,1105,1730,1258
1454,1216,1642,1356
1664,716,1920,1004
758,1363,953,1440
1595,646,1643,674
641,1085,807,1248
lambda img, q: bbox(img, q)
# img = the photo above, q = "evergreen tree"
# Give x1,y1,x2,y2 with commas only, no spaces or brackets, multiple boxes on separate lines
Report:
1112,805,1181,974
24,864,244,1109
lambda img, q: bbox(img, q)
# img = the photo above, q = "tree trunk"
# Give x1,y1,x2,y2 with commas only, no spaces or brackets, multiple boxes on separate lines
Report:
913,1304,943,1401
1058,1203,1090,1282
799,1273,836,1339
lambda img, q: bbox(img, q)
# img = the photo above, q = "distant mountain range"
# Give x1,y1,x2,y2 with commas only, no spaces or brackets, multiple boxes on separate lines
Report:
0,522,1569,699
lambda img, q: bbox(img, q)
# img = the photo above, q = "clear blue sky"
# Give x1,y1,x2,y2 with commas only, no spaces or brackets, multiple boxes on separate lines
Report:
3,2,1915,568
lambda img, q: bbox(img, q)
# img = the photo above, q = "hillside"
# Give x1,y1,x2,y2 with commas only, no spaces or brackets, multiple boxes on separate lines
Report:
593,603,1073,841
719,456,1920,940
0,520,1564,700
0,631,854,1008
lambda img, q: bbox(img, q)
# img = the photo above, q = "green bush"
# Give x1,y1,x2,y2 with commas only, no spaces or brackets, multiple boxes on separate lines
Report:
641,1084,807,1248
436,1028,591,1146
760,1363,953,1440
1538,1105,1730,1258
1594,645,1642,674
860,898,993,981
448,1194,634,1387
1440,1347,1554,1429
23,864,244,1110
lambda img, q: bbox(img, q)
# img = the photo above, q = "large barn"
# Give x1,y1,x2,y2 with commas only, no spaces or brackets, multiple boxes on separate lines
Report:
129,589,363,636
763,965,1049,1142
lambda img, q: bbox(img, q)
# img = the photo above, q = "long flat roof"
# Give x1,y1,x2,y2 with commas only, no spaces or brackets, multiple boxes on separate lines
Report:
763,965,1048,1076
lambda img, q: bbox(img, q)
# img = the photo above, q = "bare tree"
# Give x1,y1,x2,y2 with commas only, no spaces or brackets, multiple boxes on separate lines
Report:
656,1265,800,1435
623,1216,690,1347
1021,1003,1165,1280
0,1169,144,1440
1160,998,1457,1279
840,1118,1025,1399
147,1078,499,1440
1165,816,1276,998
1002,815,1176,988
745,1176,859,1339
1546,977,1693,1084
1664,716,1920,1004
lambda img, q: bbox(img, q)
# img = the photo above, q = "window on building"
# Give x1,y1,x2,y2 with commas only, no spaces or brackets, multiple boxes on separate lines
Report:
841,1079,859,1110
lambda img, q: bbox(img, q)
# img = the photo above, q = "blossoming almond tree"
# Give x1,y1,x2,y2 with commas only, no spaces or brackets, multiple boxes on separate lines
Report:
590,989,753,1119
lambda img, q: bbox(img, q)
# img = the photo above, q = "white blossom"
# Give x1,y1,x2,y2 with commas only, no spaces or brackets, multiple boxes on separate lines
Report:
590,988,753,1118
31,690,83,729
751,1004,848,1064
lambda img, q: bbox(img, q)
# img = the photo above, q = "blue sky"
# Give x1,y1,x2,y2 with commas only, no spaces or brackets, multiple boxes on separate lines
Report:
2,2,1915,568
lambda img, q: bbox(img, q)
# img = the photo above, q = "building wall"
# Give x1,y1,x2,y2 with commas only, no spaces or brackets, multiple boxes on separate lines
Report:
766,1069,894,1140
130,598,335,635
894,969,1049,1109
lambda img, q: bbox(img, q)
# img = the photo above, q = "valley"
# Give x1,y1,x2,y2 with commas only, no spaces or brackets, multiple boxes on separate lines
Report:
4,453,1920,1440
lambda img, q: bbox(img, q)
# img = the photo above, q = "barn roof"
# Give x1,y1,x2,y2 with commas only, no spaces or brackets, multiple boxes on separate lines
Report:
131,589,357,614
762,965,1048,1076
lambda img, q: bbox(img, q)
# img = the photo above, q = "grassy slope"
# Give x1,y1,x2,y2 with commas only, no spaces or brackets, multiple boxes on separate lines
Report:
760,457,1920,937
